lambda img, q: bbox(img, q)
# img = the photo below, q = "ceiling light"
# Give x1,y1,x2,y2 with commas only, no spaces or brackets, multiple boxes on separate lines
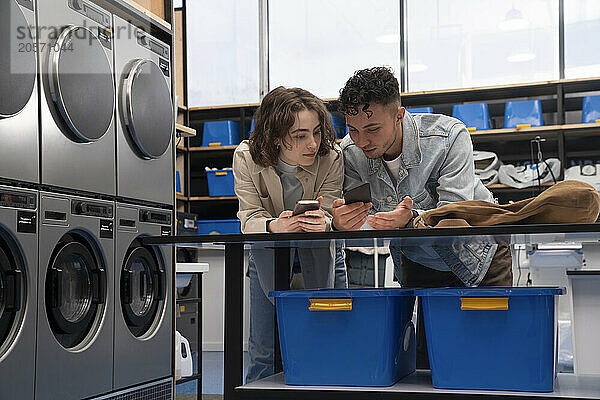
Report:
499,8,529,31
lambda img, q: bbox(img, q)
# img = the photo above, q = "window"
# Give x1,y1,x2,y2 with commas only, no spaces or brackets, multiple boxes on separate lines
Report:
269,0,400,99
565,0,600,79
186,0,260,107
406,0,558,91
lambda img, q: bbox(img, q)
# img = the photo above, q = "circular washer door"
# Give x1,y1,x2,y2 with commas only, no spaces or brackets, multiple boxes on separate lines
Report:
48,26,114,142
0,1,36,118
46,238,106,349
121,245,165,337
122,59,173,159
0,237,23,352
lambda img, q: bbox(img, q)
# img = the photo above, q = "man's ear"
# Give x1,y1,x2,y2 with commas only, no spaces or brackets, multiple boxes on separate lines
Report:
397,106,406,125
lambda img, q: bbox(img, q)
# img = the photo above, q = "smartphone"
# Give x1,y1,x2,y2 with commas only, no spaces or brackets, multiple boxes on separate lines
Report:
292,200,320,216
344,182,371,204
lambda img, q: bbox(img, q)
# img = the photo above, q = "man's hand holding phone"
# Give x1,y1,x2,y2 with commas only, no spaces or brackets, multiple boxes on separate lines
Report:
332,183,373,231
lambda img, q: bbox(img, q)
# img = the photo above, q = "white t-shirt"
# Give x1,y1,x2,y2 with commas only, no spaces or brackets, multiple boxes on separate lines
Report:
383,154,402,185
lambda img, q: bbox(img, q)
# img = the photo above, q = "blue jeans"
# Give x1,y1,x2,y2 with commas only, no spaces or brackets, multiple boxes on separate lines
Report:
246,242,346,383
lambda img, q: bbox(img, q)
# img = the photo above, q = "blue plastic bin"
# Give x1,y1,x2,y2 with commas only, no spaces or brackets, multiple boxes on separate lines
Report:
406,107,433,114
206,168,235,196
452,103,490,130
202,121,242,147
504,100,543,128
175,170,182,196
415,287,565,392
269,288,416,386
196,219,240,235
329,113,346,139
582,95,600,123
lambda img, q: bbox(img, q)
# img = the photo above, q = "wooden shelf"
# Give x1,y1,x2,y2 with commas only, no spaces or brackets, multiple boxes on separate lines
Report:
188,196,238,201
176,194,188,201
176,143,187,151
119,0,171,30
178,104,188,111
189,145,238,152
487,182,556,191
470,123,600,142
176,123,196,138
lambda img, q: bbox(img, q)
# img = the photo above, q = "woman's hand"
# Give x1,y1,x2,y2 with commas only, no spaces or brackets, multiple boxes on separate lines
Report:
267,210,302,233
298,196,327,232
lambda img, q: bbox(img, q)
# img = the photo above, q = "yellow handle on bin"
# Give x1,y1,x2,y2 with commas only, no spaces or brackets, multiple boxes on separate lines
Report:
516,124,531,129
215,171,228,176
209,142,222,147
467,127,477,132
461,297,508,311
309,298,352,311
596,119,600,124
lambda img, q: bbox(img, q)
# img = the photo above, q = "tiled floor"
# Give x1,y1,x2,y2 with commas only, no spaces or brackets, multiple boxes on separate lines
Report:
176,352,250,396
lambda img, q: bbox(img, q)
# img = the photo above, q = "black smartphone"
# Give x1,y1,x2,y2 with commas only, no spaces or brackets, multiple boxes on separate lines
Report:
292,200,320,216
344,182,372,204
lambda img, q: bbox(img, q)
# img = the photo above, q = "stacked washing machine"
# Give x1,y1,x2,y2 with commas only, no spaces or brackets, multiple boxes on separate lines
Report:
1,0,175,398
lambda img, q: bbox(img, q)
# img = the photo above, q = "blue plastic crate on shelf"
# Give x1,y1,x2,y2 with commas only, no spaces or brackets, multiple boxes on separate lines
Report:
582,95,600,123
202,120,242,147
452,103,490,131
329,113,346,139
196,219,241,235
269,288,416,386
415,286,565,392
205,168,235,196
406,107,433,114
504,100,543,128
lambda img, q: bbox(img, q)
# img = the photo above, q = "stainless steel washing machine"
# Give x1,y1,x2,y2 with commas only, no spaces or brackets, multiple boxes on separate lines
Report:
0,185,37,400
38,0,116,195
37,192,114,400
114,202,173,389
0,0,39,185
113,15,174,206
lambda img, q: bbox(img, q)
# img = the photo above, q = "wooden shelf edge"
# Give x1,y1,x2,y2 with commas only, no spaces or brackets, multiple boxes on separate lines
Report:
189,145,238,152
188,196,238,201
176,195,188,201
119,0,171,30
487,182,556,190
176,123,196,138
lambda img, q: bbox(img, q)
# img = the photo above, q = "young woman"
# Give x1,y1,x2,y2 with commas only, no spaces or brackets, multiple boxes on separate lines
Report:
233,86,345,382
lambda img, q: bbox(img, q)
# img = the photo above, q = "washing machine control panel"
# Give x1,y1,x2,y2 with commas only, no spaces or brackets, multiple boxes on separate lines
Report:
71,200,113,218
139,209,171,225
137,31,170,60
0,189,36,210
68,0,111,29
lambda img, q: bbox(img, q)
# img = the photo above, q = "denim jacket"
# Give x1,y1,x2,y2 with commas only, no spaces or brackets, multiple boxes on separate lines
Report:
341,111,497,286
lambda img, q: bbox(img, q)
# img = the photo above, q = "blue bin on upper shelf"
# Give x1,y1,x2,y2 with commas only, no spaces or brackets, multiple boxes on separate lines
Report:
504,100,543,128
582,95,600,123
249,119,255,136
175,171,182,196
196,219,241,235
206,168,235,196
452,103,490,131
329,113,346,139
406,107,433,114
202,120,242,147
269,288,416,386
415,287,565,392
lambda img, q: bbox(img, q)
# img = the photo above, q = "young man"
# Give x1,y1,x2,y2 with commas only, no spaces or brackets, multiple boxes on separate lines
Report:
332,67,512,368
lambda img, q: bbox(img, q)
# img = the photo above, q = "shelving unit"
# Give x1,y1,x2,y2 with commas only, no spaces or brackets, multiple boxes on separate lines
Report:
174,77,600,218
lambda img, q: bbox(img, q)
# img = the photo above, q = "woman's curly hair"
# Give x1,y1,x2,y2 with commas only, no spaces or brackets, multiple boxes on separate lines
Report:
249,86,336,168
338,67,401,115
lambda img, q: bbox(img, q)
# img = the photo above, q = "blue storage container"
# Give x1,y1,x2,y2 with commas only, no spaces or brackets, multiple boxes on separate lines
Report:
582,95,600,123
196,219,240,235
406,107,433,114
329,113,346,139
452,103,490,131
202,120,242,147
175,170,183,196
415,287,565,392
206,168,235,196
504,100,543,128
269,288,416,386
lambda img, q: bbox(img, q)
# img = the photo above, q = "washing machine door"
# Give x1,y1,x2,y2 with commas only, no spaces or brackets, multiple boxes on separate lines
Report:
121,245,165,337
47,25,114,142
46,239,106,349
0,0,36,119
0,243,22,350
122,59,173,159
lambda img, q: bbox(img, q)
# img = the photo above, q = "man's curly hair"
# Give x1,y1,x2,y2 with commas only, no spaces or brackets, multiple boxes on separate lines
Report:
339,67,401,115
